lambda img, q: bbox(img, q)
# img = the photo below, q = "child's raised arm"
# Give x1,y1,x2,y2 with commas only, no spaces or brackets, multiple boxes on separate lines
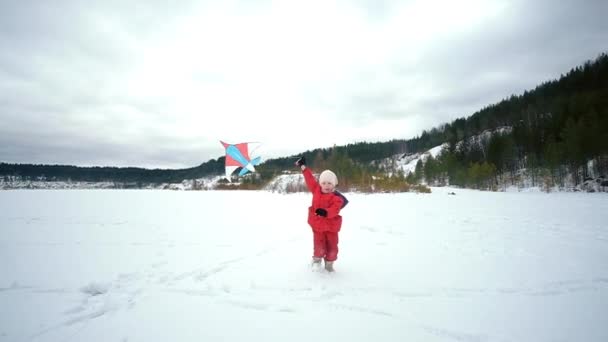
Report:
295,156,318,192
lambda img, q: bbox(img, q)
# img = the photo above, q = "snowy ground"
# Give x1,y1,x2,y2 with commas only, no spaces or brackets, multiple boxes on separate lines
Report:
1,189,607,342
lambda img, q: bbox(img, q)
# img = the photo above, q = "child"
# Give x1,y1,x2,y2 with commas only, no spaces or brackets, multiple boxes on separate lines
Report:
295,156,348,272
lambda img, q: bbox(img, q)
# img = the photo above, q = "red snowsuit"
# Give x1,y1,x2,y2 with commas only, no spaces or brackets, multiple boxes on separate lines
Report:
302,168,346,262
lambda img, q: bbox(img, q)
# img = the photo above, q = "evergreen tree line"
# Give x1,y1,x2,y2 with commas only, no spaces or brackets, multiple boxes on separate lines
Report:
0,158,225,185
409,53,608,189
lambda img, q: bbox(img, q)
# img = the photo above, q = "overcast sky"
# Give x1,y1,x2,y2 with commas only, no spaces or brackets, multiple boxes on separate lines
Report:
1,0,606,169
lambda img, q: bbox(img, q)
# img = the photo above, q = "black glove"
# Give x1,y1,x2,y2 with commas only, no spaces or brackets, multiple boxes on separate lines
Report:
315,208,327,217
295,156,306,167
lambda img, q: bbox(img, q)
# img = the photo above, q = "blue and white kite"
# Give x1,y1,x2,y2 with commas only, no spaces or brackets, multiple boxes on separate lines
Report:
220,141,262,180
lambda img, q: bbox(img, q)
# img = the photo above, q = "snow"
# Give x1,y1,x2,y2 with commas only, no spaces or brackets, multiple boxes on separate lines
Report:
427,144,445,158
375,127,513,177
0,176,225,190
263,172,304,193
456,126,513,152
1,189,608,342
385,143,448,176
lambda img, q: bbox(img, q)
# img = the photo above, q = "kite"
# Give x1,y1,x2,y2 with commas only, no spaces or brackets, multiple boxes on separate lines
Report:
220,141,262,181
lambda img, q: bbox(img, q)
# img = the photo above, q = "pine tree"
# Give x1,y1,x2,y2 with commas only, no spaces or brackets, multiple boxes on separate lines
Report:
414,159,423,182
561,117,585,184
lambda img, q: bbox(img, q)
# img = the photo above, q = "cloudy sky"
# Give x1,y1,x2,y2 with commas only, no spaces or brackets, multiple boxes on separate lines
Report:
1,0,606,169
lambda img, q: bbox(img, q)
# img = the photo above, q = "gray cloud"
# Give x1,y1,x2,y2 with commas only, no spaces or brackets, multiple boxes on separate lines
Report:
1,0,607,168
325,0,608,126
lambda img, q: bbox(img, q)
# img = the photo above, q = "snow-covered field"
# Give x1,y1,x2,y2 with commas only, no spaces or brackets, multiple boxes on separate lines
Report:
1,189,607,342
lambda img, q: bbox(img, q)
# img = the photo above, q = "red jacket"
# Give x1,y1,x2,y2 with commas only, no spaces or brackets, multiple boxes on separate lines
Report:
303,168,347,233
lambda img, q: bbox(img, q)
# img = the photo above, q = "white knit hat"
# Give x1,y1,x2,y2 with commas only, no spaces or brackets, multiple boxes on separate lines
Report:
319,170,338,186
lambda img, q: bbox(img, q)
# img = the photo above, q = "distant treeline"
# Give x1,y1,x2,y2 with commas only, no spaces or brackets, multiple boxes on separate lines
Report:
0,158,225,185
2,53,607,191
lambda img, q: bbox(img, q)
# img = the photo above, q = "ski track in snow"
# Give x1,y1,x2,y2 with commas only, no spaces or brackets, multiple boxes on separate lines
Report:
1,190,607,342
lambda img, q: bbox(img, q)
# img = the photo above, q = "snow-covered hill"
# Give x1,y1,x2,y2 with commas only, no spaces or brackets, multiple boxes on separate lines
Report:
374,143,448,176
373,126,513,177
456,126,513,152
263,172,305,193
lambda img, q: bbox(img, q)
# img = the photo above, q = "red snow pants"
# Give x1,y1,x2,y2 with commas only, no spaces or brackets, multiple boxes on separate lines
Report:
312,230,339,261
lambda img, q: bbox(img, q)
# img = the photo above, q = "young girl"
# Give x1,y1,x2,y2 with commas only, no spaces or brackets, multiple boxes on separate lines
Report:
295,156,348,272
